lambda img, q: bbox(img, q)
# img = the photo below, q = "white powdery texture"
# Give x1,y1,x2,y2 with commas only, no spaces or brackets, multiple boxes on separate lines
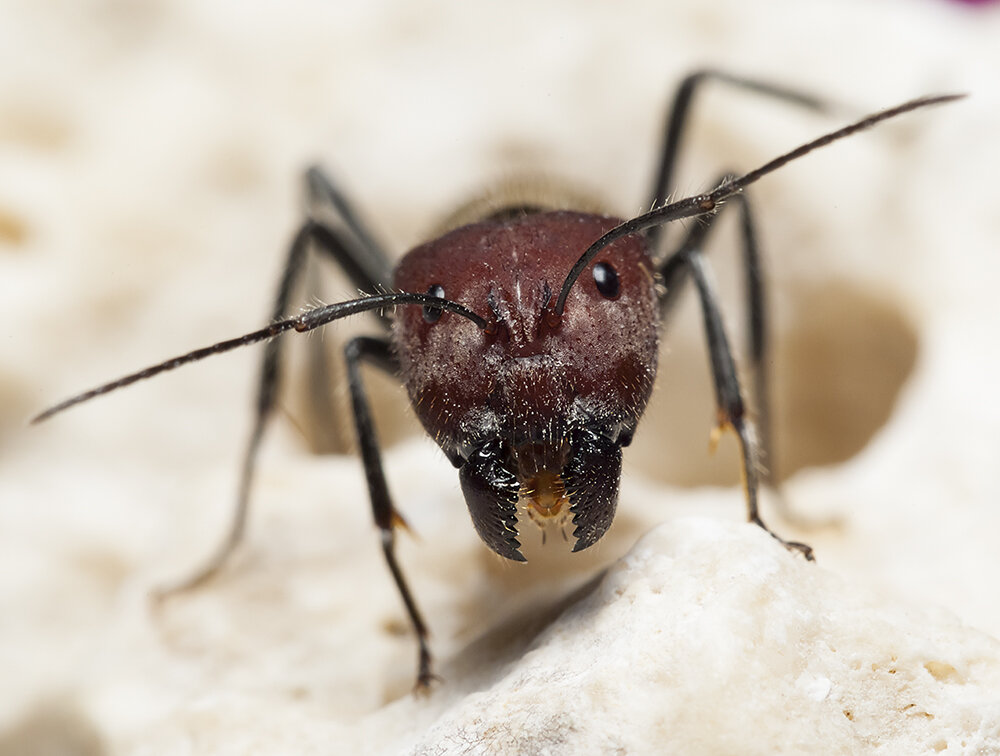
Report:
398,520,1000,755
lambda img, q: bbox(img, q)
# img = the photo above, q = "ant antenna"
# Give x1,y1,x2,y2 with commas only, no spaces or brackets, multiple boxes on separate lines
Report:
32,291,486,423
552,93,965,319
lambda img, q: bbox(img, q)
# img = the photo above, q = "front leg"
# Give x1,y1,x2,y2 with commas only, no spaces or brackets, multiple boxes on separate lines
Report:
677,243,813,561
659,176,777,487
345,336,437,690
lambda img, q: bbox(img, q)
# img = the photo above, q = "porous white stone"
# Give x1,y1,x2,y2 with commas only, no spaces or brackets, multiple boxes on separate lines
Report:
399,519,1000,755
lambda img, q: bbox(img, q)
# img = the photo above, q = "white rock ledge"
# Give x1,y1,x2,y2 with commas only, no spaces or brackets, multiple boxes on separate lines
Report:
387,519,1000,755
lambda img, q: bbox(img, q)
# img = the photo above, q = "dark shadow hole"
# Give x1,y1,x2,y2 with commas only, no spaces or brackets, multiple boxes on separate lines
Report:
630,280,919,486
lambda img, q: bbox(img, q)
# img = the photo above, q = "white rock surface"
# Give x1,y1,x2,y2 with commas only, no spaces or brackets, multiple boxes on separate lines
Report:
401,520,1000,755
2,1,1000,754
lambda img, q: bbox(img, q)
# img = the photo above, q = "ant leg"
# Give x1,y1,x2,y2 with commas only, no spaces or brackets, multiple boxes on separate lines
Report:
646,71,829,478
156,173,393,598
670,241,813,561
646,70,827,253
304,166,393,287
344,335,437,690
659,182,776,486
299,168,395,451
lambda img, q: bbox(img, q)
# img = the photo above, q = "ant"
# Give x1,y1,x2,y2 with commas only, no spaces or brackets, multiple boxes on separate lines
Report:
33,71,960,689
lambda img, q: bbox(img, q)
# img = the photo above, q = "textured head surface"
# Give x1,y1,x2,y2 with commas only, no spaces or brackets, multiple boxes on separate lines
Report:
393,210,660,458
394,210,660,554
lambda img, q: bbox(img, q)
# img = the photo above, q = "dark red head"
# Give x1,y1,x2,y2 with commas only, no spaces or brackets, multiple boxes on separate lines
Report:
393,210,659,559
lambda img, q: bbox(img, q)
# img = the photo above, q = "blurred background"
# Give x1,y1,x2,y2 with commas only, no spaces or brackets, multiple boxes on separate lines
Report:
1,0,997,750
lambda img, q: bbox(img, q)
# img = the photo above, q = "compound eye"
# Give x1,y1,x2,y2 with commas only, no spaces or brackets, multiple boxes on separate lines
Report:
423,283,445,323
593,261,620,299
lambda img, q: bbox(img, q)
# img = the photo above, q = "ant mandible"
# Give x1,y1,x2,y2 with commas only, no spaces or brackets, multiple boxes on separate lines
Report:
34,71,960,689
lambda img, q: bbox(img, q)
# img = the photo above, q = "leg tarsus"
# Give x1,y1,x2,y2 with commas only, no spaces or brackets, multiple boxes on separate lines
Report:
152,532,240,600
414,648,441,695
752,514,815,561
153,423,260,599
730,415,815,562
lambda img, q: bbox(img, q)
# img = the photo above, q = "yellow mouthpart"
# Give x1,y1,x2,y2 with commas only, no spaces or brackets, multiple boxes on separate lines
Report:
521,470,569,519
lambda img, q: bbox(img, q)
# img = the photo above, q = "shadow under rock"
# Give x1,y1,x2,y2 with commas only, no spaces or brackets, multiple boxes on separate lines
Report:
439,567,608,693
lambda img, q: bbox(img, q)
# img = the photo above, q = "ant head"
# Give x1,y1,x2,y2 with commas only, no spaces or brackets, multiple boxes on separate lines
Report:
393,210,660,455
394,210,660,557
